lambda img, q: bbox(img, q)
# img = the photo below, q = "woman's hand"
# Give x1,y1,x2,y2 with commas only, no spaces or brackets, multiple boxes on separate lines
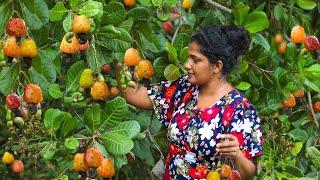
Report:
216,134,242,159
114,61,153,110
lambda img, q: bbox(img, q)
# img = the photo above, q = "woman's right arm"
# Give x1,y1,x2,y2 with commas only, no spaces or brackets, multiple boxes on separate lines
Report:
121,86,153,110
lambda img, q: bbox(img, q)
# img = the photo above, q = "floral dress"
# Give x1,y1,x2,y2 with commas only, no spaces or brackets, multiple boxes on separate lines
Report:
147,76,263,180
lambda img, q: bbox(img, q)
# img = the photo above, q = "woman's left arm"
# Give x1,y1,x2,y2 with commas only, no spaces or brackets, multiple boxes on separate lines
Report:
216,134,256,180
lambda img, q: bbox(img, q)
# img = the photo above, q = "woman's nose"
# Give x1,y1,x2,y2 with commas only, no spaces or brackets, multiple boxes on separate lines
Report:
184,58,192,69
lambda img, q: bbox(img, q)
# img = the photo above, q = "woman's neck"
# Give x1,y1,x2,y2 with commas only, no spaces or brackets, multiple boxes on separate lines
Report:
199,76,233,97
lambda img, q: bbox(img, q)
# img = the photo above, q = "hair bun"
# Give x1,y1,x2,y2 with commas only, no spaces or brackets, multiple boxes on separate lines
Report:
223,26,250,57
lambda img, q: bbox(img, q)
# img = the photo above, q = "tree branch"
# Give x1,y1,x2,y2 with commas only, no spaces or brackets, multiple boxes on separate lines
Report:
203,0,232,14
248,62,275,85
307,92,319,128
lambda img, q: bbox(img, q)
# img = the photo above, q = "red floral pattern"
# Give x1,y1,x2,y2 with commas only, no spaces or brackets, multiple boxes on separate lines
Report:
148,76,263,180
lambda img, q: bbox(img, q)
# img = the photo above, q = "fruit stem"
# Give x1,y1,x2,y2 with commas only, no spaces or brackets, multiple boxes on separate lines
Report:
19,70,31,84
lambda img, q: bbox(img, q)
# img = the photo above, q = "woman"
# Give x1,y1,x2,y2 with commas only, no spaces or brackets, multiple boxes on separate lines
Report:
121,25,263,180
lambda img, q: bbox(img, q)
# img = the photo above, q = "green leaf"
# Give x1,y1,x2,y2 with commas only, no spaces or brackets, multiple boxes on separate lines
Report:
49,83,63,99
60,175,68,180
66,61,86,93
173,33,190,53
288,129,308,143
156,6,169,21
166,43,178,65
283,164,304,177
102,132,134,155
258,103,280,116
285,42,297,61
78,0,103,18
167,0,177,7
31,25,49,47
273,3,283,21
103,2,127,25
49,2,68,22
137,21,153,44
101,97,128,129
29,67,50,98
64,138,80,150
233,2,250,25
295,0,316,10
139,0,152,6
98,25,122,39
291,142,303,156
0,64,19,95
63,13,72,32
236,81,251,91
239,60,249,74
86,44,113,72
132,138,154,165
42,142,57,160
164,64,180,81
304,78,320,93
244,11,269,33
68,0,80,9
111,120,141,139
20,0,49,30
137,22,167,53
69,0,80,9
128,7,150,21
252,33,270,52
94,142,109,157
303,64,320,78
179,47,189,64
60,112,78,138
85,104,101,132
97,27,131,52
44,108,62,134
152,0,162,6
32,49,57,83
114,155,128,169
153,57,170,78
119,17,134,31
0,2,12,34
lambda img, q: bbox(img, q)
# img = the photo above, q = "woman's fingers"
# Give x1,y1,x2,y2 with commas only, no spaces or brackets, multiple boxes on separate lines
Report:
217,140,238,148
220,134,235,140
217,134,239,148
216,146,239,153
216,134,241,159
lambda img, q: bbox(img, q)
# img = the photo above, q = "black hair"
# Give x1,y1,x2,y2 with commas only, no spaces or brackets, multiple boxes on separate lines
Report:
190,25,250,75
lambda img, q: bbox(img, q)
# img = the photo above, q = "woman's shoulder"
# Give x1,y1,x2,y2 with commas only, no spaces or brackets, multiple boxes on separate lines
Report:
230,90,257,111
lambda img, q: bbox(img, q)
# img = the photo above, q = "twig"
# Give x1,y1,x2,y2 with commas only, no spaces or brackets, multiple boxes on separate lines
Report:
307,92,319,128
248,62,274,73
54,167,69,180
171,16,184,44
147,112,164,159
203,0,232,14
248,62,275,85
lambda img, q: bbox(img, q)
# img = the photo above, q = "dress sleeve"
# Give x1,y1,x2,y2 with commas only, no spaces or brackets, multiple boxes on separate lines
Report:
228,100,263,159
147,77,184,127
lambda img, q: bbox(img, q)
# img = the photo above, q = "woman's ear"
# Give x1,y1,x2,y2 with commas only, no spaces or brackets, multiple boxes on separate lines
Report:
212,60,223,73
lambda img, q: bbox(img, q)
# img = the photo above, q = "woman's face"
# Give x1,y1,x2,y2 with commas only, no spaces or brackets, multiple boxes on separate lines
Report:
184,41,217,85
